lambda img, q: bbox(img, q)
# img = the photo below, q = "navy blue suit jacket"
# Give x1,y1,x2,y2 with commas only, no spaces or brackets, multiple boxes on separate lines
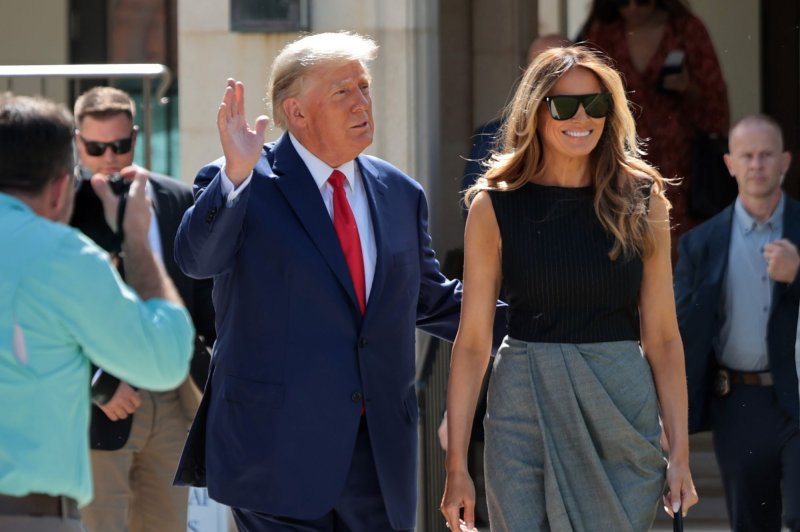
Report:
674,195,800,434
173,134,501,529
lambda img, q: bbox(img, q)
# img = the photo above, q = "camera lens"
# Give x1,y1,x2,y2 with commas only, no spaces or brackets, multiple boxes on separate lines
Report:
107,173,131,196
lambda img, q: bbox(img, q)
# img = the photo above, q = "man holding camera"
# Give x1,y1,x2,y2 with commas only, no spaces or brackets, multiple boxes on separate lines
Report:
0,94,193,531
70,86,215,532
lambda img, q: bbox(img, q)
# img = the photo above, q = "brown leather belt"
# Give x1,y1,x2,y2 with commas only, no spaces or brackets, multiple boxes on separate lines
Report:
713,368,773,397
0,493,79,519
729,369,773,386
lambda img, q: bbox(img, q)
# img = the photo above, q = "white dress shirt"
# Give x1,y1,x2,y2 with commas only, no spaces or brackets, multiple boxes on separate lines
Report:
219,134,377,300
145,180,163,263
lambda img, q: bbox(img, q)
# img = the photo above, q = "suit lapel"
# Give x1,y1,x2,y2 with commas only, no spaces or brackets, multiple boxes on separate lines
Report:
705,205,734,286
772,196,800,311
271,134,361,313
357,155,389,318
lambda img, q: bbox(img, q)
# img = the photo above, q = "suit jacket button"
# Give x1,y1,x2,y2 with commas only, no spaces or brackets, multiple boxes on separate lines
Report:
205,207,217,224
359,338,368,348
351,392,362,403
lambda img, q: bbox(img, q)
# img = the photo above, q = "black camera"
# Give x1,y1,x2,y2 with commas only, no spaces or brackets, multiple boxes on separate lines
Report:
107,173,131,196
75,165,131,196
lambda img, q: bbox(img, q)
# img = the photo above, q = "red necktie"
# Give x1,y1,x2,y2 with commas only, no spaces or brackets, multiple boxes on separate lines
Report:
328,170,366,315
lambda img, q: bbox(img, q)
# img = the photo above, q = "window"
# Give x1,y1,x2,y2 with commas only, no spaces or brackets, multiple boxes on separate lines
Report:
230,0,309,33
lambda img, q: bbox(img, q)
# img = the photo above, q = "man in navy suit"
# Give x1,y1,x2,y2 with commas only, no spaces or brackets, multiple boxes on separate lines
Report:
174,32,501,531
675,114,799,531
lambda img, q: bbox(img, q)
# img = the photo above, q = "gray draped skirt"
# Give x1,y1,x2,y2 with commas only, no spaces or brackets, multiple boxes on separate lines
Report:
484,337,666,532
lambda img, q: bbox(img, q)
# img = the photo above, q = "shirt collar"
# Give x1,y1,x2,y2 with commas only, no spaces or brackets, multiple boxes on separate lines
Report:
288,133,356,191
0,190,33,213
734,194,784,235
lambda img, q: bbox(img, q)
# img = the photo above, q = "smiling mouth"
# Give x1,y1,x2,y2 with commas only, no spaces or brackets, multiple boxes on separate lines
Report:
563,130,591,138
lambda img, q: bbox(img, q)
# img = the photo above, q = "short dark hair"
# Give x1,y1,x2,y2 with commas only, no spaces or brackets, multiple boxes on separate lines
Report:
74,86,136,125
0,94,75,194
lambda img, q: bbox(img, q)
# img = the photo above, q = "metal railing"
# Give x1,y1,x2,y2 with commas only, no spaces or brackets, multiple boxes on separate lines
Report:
0,63,172,169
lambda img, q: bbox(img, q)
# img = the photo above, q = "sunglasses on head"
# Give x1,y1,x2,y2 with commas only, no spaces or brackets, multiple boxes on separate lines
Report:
614,0,653,7
542,92,613,120
78,127,137,156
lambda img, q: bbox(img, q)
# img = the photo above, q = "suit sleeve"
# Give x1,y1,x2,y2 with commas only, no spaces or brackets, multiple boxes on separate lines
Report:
674,229,715,433
674,231,697,322
174,162,252,279
413,187,507,347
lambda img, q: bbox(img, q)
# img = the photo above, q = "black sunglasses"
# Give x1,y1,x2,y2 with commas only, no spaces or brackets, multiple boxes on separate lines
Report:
614,0,653,6
78,127,137,156
542,92,613,121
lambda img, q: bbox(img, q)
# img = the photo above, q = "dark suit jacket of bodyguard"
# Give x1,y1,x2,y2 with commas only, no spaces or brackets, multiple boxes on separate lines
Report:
674,195,800,434
70,172,216,450
173,133,502,530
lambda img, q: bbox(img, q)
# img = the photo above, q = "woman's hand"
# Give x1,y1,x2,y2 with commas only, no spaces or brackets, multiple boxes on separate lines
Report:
663,459,699,518
441,469,479,532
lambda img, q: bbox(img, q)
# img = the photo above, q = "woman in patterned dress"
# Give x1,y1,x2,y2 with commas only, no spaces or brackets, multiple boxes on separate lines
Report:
582,0,729,259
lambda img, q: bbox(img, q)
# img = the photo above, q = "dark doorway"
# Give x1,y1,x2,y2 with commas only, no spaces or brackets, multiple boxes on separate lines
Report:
762,0,799,199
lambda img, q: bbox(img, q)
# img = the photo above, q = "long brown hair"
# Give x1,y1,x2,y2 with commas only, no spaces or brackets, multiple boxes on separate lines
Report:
466,45,668,260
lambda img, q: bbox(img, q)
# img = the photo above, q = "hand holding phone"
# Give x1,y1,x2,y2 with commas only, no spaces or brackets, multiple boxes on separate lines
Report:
658,50,686,93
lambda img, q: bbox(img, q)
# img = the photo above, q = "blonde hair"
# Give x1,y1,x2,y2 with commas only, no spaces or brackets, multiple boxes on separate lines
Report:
467,45,668,260
268,32,378,129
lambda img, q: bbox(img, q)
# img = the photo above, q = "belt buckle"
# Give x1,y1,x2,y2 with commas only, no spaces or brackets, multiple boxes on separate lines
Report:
756,371,773,387
713,368,731,397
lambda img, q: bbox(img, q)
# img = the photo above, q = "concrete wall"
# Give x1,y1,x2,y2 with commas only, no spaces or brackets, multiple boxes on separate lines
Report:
0,0,69,104
693,0,760,122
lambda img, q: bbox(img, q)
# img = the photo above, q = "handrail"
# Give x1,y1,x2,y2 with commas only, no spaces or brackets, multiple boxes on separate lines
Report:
0,63,172,169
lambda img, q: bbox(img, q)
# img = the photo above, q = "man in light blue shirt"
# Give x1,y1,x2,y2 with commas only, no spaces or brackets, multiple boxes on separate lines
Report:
0,95,193,531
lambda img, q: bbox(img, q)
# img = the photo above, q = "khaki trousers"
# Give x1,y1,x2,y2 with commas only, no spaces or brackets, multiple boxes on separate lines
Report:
81,389,192,532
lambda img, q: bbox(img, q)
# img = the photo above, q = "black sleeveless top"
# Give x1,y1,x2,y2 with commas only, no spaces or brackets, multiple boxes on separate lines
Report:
489,182,643,343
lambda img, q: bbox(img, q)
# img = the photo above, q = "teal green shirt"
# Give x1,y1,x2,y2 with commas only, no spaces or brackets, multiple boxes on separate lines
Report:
0,192,194,506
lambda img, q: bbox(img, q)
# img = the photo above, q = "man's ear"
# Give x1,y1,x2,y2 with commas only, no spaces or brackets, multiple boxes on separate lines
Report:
781,151,792,176
48,172,73,222
283,98,305,128
723,153,734,178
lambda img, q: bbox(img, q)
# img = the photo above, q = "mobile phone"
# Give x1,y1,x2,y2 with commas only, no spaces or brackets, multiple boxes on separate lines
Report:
658,50,685,92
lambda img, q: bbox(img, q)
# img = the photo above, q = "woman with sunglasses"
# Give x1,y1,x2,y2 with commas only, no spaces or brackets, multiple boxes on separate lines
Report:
579,0,729,260
440,46,697,531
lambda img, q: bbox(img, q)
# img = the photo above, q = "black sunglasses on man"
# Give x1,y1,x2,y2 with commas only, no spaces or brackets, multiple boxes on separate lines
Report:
77,125,138,157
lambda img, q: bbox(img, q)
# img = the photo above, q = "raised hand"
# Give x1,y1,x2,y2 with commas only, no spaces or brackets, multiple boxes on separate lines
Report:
218,78,270,186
